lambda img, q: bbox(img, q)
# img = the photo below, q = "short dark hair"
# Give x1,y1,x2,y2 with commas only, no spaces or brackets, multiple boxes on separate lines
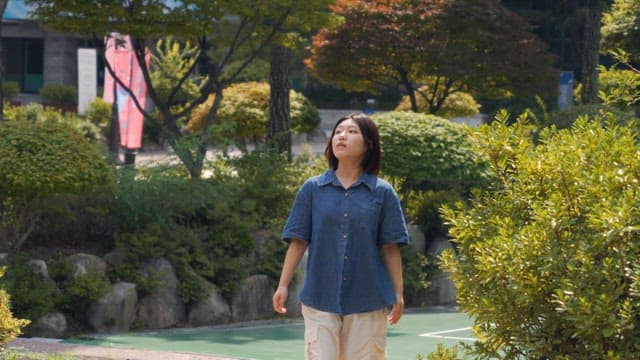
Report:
324,113,381,175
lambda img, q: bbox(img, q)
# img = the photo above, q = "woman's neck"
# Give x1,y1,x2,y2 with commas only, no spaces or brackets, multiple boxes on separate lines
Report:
335,163,363,189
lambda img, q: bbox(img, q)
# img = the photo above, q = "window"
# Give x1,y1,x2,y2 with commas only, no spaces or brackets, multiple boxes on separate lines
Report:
2,37,44,93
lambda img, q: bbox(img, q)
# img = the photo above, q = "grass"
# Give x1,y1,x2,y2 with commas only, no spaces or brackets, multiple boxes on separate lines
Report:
0,348,79,360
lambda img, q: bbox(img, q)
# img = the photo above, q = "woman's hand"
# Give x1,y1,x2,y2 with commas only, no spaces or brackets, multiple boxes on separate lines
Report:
388,294,404,325
272,286,289,314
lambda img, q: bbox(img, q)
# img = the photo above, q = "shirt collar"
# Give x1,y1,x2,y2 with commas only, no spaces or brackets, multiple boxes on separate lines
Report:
319,169,376,191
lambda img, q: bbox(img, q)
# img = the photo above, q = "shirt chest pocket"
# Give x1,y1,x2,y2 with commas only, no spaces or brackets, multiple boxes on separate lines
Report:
351,196,383,228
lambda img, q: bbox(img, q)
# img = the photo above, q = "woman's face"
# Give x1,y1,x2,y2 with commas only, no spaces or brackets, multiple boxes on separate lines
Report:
331,118,367,164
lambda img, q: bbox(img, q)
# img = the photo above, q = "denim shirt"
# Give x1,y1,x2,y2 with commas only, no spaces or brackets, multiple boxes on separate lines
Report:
282,169,410,315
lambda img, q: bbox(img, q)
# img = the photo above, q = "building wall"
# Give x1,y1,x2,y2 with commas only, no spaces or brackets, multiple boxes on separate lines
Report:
2,19,88,103
43,33,78,86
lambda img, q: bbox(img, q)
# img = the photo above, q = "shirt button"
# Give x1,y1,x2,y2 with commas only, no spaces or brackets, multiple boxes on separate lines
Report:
343,212,348,217
344,255,348,260
343,234,347,238
344,192,349,197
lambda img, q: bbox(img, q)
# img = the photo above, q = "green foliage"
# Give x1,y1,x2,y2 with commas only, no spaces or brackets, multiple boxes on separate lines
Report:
0,254,57,322
401,247,435,307
541,104,638,132
0,120,112,200
441,114,640,358
601,0,640,61
84,97,113,139
373,111,489,190
406,190,464,239
150,38,206,113
58,272,110,323
2,82,20,101
0,268,30,345
0,119,112,249
225,59,270,83
39,84,77,105
3,102,103,141
395,86,481,119
187,82,320,147
598,50,640,110
1,348,75,360
418,343,470,360
109,173,255,301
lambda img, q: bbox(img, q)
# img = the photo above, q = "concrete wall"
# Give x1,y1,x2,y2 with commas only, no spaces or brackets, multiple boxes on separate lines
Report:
43,33,79,86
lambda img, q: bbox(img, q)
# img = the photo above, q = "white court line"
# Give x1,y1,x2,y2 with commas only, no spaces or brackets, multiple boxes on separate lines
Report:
419,327,475,341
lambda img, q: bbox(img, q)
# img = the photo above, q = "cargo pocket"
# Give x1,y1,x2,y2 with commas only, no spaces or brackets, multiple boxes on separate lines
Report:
369,335,386,359
305,326,319,359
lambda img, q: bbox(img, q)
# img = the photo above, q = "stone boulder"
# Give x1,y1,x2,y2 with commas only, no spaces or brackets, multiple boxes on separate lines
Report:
28,259,50,281
188,281,231,326
136,258,185,328
88,282,137,333
424,236,457,305
29,312,67,338
231,274,274,322
66,253,107,280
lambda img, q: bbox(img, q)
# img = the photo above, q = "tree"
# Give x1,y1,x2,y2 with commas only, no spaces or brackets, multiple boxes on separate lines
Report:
581,0,607,104
305,0,557,115
0,0,9,122
25,0,304,179
267,4,333,159
601,0,640,61
442,113,640,358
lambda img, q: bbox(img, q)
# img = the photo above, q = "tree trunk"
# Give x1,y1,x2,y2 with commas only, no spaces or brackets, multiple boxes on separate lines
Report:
108,82,121,162
581,0,605,105
0,0,9,122
268,44,292,160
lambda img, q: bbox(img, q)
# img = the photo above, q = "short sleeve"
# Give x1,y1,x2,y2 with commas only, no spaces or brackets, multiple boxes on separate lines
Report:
281,179,313,243
378,186,410,246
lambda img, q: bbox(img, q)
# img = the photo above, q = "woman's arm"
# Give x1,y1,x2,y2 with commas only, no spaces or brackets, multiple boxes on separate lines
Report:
382,243,404,325
272,238,309,314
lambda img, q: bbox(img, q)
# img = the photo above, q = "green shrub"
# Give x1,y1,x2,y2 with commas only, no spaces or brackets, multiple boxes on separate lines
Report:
395,87,480,119
599,66,640,111
0,120,113,250
401,246,436,307
442,114,640,358
84,97,113,139
109,174,255,301
39,84,77,105
2,81,20,101
0,254,57,323
187,82,320,146
406,190,464,239
418,343,470,360
541,103,638,132
0,268,30,345
373,111,489,191
0,120,112,200
3,103,103,141
58,272,110,324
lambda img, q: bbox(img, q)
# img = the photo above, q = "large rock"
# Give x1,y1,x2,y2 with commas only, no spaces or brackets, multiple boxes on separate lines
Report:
66,253,107,279
88,282,137,333
136,258,185,329
188,281,231,326
424,236,457,305
28,259,51,281
29,312,67,338
231,274,274,322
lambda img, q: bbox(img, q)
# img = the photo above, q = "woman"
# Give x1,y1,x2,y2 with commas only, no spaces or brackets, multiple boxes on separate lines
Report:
272,113,409,359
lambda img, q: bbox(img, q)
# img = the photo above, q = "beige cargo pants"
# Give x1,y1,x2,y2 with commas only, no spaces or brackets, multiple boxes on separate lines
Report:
301,304,387,360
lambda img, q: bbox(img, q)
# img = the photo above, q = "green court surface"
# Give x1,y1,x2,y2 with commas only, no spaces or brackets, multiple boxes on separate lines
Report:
65,309,474,360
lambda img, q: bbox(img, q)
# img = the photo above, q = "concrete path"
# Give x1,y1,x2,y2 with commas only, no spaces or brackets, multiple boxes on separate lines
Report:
8,337,239,360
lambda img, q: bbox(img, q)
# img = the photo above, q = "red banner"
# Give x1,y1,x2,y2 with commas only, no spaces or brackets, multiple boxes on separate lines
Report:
103,34,149,150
